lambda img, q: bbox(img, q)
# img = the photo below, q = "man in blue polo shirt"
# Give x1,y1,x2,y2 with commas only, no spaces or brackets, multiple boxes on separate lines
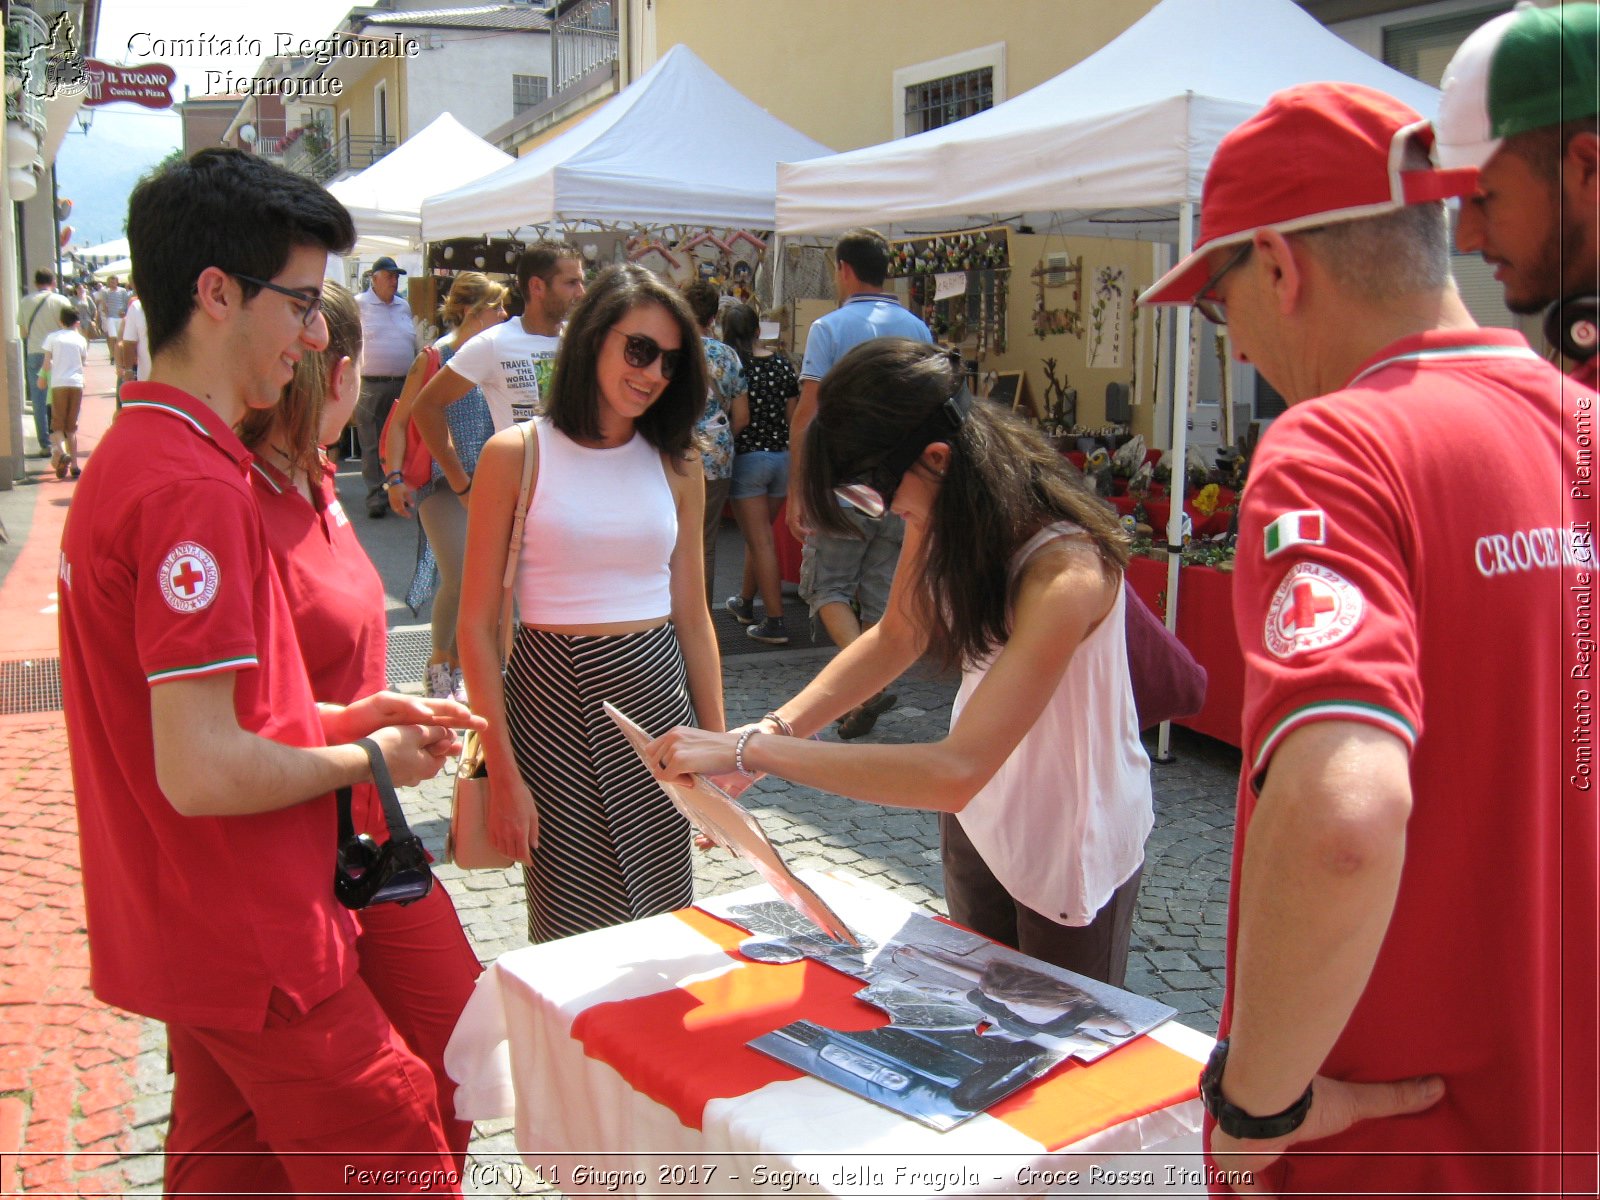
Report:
788,228,932,738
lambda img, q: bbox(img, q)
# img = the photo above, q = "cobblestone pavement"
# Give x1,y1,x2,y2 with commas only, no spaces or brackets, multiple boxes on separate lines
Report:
0,439,1242,1192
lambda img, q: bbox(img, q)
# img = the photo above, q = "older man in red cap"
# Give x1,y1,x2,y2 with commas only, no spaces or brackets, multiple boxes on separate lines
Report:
1142,82,1596,1196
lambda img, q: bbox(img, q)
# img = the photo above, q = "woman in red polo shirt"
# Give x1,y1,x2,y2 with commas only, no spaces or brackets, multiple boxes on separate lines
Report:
237,281,480,1163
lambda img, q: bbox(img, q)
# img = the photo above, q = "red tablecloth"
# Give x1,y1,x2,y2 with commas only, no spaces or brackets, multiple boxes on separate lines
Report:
774,499,803,585
1125,557,1242,748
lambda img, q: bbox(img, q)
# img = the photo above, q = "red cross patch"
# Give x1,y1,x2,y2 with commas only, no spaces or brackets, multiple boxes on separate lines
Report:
158,542,220,614
1264,562,1363,659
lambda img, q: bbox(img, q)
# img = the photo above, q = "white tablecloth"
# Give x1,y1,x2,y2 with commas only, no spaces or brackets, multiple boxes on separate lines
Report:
446,873,1213,1197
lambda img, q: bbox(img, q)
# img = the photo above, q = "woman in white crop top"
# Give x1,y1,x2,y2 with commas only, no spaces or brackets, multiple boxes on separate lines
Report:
458,266,725,943
652,339,1152,985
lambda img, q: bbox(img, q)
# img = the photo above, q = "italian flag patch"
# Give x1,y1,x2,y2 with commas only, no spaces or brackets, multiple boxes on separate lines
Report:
1264,510,1326,559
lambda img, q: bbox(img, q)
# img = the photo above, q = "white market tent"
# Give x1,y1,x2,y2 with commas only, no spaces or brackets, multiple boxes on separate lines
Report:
775,0,1441,237
775,0,1443,755
328,112,513,257
421,44,831,241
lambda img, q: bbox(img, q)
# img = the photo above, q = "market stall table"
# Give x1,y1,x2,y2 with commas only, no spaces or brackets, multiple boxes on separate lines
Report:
446,874,1213,1198
1125,557,1242,747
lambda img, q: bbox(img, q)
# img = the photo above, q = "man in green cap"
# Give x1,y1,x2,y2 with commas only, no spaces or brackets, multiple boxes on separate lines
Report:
1435,1,1600,386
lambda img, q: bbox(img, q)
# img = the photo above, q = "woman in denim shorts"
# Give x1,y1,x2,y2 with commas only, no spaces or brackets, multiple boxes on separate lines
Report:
722,304,799,645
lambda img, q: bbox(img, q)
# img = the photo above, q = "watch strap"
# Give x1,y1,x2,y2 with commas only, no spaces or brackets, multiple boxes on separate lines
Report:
1200,1039,1314,1140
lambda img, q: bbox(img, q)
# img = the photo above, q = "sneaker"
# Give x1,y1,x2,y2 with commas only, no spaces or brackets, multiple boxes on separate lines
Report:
450,666,469,705
837,691,898,740
425,662,454,700
724,594,756,625
746,617,789,645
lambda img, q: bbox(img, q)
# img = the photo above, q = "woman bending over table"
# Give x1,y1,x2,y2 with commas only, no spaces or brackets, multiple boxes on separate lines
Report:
459,264,726,943
650,338,1152,985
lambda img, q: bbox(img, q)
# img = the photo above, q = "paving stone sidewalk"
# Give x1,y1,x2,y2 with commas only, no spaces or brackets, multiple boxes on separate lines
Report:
0,649,1240,1195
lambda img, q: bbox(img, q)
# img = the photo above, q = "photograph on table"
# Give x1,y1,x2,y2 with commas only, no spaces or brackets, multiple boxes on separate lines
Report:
705,896,1175,1130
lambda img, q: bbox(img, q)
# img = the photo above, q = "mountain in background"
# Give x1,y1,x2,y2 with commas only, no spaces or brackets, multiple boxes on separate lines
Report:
56,110,180,249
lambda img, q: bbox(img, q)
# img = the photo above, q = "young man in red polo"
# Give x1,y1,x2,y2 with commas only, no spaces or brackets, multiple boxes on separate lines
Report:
1142,84,1596,1195
58,148,480,1195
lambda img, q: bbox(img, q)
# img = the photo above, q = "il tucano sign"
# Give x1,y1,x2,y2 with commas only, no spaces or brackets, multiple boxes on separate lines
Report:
82,60,176,109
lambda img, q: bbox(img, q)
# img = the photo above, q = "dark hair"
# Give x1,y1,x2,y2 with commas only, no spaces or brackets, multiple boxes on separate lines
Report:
834,228,891,287
804,339,1128,672
721,302,759,370
544,264,705,461
1504,116,1600,181
61,309,79,327
127,148,354,359
515,242,580,303
34,269,54,287
682,280,720,328
238,281,361,477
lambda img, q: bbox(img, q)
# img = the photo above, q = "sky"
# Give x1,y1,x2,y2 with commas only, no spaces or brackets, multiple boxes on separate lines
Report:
57,0,357,246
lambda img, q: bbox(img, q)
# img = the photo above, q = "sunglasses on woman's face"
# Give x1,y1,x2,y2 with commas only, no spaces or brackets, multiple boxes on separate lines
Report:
608,328,682,380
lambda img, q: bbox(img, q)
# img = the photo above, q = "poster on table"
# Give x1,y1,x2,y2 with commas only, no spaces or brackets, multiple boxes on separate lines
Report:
700,893,1176,1132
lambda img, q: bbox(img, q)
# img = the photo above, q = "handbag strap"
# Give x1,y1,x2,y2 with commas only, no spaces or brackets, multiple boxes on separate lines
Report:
336,736,423,844
496,421,537,664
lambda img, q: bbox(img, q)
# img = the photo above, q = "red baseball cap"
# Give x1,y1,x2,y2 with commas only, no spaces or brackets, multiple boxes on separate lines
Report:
1139,82,1478,307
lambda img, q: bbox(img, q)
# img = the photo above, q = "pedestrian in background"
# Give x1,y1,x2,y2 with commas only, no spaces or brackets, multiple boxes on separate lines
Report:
653,338,1152,986
238,279,483,1170
18,268,74,456
354,256,418,518
1140,82,1593,1194
39,308,88,478
458,264,725,942
95,274,129,365
788,228,933,739
683,280,744,608
721,302,798,645
383,271,509,701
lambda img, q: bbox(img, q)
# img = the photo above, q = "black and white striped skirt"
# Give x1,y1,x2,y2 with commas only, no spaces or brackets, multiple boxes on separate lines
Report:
504,622,695,943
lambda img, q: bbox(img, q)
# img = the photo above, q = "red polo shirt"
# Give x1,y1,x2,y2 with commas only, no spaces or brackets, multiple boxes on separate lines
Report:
1219,330,1597,1194
59,382,356,1032
250,455,388,832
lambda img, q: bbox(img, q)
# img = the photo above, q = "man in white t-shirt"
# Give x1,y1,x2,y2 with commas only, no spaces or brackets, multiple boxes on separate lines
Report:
117,294,151,408
412,243,585,500
39,308,89,478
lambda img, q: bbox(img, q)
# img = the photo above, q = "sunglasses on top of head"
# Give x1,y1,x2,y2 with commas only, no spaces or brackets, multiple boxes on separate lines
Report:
832,384,974,518
608,328,683,380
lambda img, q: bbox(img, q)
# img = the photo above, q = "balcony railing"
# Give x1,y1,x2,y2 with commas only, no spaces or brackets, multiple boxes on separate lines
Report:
283,132,395,183
552,0,619,94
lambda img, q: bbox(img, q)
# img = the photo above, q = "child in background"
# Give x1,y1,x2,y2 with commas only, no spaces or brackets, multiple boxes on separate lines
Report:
39,308,88,478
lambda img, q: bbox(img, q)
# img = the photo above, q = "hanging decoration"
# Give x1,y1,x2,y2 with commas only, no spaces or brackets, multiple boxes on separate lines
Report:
1087,265,1127,369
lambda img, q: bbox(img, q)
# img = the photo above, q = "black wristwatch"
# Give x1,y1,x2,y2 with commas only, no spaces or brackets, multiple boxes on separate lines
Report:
1199,1039,1314,1140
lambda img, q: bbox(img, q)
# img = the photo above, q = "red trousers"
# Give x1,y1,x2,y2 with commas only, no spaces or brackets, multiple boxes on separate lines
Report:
164,885,481,1196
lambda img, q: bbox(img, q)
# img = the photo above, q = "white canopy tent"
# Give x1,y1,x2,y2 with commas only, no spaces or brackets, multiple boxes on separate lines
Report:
328,113,513,259
775,0,1442,756
421,44,831,241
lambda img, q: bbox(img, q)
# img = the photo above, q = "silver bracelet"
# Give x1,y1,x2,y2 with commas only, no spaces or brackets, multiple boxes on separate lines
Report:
762,711,795,738
734,727,760,778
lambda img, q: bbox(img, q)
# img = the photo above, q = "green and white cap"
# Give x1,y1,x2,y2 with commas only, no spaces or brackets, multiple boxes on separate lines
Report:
1434,2,1599,169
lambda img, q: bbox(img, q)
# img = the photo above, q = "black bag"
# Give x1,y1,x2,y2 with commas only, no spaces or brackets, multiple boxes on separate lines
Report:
1123,581,1208,730
334,737,434,909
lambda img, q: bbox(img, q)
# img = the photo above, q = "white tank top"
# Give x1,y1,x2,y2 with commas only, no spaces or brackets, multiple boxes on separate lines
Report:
515,417,677,624
952,522,1153,926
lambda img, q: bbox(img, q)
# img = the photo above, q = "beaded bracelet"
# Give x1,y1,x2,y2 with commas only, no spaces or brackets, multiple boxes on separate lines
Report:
734,727,760,778
762,711,795,738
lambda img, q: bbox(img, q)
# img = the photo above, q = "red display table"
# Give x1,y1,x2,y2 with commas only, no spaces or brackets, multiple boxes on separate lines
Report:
1125,557,1243,748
